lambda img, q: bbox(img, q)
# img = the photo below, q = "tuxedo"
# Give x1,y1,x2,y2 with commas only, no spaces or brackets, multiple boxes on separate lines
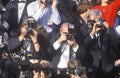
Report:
4,0,33,31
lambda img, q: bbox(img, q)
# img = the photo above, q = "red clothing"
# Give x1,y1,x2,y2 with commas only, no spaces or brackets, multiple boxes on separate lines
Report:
92,0,120,28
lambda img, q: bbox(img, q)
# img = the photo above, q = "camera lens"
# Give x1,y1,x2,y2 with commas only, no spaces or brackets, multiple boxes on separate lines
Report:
66,34,74,41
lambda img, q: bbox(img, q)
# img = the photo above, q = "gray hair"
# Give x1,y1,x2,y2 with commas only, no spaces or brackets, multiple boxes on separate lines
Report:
89,9,102,17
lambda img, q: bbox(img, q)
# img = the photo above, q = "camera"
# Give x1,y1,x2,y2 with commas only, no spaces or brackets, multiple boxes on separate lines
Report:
66,23,75,41
41,0,52,5
87,18,105,30
19,59,52,76
87,20,96,28
19,60,40,71
96,18,105,29
68,66,86,76
27,17,37,35
66,34,74,41
68,23,75,34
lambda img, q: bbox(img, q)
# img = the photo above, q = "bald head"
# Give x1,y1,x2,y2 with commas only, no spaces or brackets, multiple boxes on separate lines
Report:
60,22,69,34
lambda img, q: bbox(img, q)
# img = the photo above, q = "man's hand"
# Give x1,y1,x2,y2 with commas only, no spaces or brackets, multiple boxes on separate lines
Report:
67,39,77,48
39,0,46,8
29,29,38,43
90,22,101,37
115,59,120,67
57,34,67,44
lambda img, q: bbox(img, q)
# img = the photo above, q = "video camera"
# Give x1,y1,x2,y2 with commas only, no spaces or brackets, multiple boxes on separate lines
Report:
27,17,37,35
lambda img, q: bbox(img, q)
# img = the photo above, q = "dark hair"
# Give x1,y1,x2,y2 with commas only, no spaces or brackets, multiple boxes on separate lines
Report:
36,25,49,48
68,59,82,69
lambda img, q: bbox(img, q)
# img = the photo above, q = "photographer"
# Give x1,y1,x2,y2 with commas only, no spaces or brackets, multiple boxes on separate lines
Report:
0,3,19,78
67,59,87,78
48,22,86,78
8,17,51,78
77,5,117,77
27,0,61,33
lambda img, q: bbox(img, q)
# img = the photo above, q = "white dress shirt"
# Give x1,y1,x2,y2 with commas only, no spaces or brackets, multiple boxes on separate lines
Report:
53,40,79,68
27,1,61,33
18,0,26,23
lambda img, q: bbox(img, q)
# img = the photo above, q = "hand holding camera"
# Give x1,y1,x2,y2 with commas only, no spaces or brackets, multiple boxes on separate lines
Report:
29,29,38,43
39,0,52,8
90,22,102,37
57,33,67,44
39,0,46,8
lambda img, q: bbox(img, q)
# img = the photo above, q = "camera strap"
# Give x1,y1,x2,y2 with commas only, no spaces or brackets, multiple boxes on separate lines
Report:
61,42,68,55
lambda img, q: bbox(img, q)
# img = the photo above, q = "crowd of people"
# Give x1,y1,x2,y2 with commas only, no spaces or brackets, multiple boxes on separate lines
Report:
0,0,120,78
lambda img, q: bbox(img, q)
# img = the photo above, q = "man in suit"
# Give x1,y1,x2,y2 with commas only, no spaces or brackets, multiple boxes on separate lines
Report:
48,22,86,78
4,0,33,37
77,2,117,77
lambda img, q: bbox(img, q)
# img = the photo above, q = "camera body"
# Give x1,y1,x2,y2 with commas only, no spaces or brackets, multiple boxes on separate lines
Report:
41,0,52,5
68,66,86,76
96,18,105,29
27,17,37,35
66,23,75,41
19,60,41,72
66,34,74,41
87,18,105,31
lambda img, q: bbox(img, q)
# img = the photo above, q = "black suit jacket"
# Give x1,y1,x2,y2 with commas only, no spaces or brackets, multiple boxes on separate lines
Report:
48,32,87,68
78,16,116,72
4,0,33,31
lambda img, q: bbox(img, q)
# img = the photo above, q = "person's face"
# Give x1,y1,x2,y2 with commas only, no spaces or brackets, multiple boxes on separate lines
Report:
60,24,69,35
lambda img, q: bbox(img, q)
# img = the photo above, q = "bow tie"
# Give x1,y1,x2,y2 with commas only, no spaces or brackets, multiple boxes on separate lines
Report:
18,1,25,3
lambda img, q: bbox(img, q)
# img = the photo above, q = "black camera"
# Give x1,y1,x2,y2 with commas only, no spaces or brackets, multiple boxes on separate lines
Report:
27,17,37,35
66,23,75,41
19,60,40,72
96,18,105,29
41,0,52,5
68,23,75,34
87,20,96,28
66,34,74,41
87,19,105,32
69,66,86,76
